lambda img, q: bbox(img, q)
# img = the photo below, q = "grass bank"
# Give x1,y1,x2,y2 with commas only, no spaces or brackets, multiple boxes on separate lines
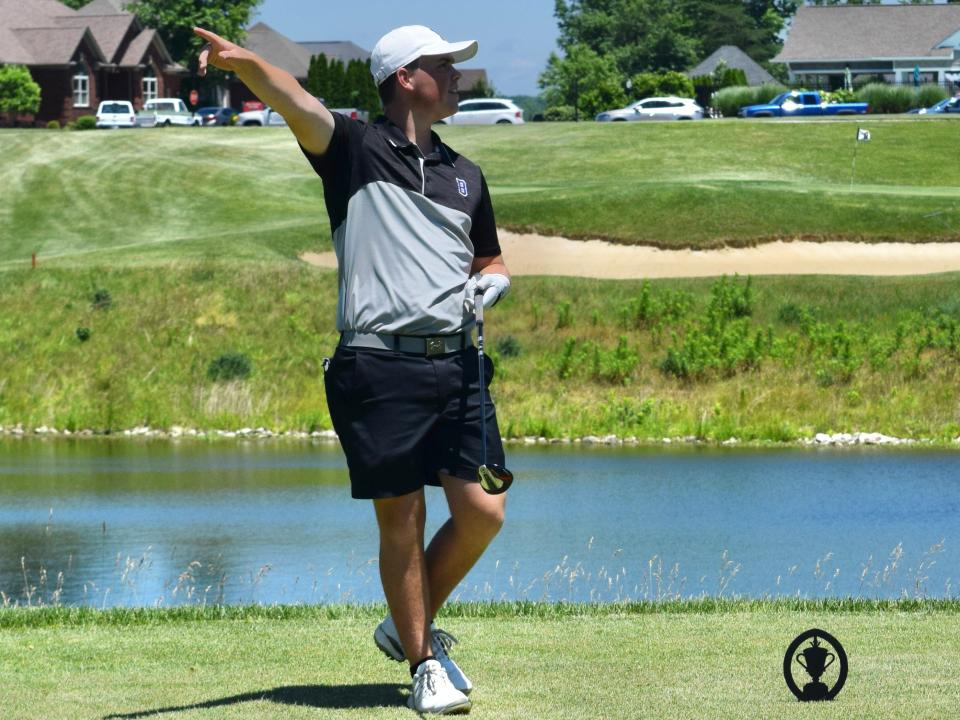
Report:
2,117,960,269
1,264,958,441
1,600,958,719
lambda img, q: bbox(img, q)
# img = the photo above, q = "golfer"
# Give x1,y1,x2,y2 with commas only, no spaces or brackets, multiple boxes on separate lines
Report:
195,24,511,715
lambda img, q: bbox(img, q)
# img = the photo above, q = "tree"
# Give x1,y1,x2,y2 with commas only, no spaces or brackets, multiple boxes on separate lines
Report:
307,54,329,101
124,0,261,72
59,0,92,8
0,64,41,117
539,44,628,118
554,0,700,76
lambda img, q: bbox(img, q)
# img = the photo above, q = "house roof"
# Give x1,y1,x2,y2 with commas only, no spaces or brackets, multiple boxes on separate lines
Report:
777,5,960,63
0,0,181,70
297,40,370,63
8,26,102,66
118,28,156,68
76,0,128,14
686,45,775,85
245,22,313,79
53,13,137,62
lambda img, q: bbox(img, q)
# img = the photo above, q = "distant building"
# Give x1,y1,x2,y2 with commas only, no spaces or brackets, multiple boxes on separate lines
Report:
686,46,775,86
775,4,960,90
232,23,372,107
0,0,186,126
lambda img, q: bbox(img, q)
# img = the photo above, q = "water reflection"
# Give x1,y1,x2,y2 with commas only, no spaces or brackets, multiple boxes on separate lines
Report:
1,438,958,606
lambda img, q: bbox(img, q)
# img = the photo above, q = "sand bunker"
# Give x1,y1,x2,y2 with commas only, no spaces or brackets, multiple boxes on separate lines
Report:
299,229,960,279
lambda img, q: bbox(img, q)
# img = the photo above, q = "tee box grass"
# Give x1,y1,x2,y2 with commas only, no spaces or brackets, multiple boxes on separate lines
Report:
1,601,959,719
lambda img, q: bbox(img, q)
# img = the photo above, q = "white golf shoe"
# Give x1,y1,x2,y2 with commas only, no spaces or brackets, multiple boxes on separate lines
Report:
408,659,471,715
374,615,474,695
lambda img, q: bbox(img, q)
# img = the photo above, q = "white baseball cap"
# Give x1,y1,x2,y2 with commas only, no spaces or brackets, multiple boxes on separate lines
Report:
370,25,478,86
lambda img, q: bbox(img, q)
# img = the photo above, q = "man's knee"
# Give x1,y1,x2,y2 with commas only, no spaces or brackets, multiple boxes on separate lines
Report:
458,501,505,540
374,493,425,542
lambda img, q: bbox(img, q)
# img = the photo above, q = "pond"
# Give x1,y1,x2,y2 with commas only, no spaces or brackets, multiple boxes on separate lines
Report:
1,439,957,606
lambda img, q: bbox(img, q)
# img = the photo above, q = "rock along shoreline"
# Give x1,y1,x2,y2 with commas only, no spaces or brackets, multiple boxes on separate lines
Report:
2,424,959,449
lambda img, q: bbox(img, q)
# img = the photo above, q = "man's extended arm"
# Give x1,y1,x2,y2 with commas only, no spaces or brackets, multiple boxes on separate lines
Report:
194,27,333,156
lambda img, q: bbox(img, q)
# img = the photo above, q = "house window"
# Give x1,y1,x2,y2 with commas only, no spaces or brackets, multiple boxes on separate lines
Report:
73,73,89,107
143,74,157,102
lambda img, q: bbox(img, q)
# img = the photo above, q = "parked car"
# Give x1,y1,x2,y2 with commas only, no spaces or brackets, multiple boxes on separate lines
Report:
907,96,960,115
596,97,704,122
95,100,137,129
439,98,524,125
738,91,869,118
237,106,287,126
143,98,200,126
195,106,239,126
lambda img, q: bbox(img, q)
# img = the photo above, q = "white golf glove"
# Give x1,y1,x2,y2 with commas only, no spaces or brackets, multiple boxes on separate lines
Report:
467,272,511,309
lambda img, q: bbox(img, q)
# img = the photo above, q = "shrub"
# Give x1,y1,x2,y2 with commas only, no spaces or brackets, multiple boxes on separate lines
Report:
91,289,112,310
711,83,786,118
207,352,252,382
595,336,639,385
75,327,91,342
494,335,522,358
777,302,816,326
543,105,576,121
915,84,948,110
822,89,856,104
72,115,97,130
46,120,61,130
0,64,41,115
708,275,753,322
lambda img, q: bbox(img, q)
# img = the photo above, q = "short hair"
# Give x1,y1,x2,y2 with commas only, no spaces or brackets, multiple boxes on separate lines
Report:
377,58,420,107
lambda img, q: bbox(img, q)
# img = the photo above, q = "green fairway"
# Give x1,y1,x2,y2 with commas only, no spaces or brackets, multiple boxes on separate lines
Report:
1,601,958,719
2,117,960,270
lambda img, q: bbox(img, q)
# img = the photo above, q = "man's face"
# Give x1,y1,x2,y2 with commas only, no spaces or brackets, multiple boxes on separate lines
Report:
409,55,461,120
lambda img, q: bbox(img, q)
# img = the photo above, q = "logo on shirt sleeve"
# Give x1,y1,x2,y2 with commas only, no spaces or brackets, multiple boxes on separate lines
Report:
456,178,469,197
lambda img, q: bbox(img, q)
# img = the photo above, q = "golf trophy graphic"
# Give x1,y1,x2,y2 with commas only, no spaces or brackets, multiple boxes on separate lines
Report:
783,628,848,701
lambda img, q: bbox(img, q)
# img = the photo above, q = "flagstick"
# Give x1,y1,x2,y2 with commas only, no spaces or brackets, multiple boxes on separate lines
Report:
850,132,859,190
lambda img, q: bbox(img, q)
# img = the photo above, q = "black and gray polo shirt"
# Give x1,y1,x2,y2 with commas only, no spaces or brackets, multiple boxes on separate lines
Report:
301,113,501,336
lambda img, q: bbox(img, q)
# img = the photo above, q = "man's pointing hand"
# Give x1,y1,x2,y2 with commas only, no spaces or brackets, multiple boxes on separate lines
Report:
194,27,250,77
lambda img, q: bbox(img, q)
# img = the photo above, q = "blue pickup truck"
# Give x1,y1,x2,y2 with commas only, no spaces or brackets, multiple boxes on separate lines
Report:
738,91,869,118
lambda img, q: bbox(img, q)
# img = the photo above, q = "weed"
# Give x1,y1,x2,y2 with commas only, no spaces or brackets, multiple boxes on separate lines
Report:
207,353,252,382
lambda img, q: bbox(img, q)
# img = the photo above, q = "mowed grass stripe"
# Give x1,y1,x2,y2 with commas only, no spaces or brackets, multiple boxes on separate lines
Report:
2,118,959,267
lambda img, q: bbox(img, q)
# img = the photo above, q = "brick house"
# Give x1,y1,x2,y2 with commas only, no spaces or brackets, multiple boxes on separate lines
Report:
0,0,186,126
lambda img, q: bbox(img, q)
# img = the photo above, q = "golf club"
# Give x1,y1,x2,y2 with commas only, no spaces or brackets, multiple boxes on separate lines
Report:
475,287,513,495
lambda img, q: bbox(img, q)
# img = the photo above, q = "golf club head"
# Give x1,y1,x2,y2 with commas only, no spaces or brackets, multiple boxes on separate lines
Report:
478,463,513,495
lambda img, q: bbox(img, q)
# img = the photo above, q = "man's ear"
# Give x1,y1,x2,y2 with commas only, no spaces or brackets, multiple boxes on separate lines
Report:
395,66,416,93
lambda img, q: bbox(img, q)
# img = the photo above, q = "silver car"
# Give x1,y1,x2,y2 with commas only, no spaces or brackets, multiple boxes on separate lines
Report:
596,96,704,122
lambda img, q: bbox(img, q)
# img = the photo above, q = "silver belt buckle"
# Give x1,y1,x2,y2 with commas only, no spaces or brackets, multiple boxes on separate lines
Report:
425,337,445,356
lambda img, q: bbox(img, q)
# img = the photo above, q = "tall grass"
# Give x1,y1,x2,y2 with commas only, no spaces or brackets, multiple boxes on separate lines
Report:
855,83,947,114
2,266,960,441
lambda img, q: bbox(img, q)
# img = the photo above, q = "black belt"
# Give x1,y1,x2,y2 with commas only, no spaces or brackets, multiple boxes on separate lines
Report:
339,330,471,356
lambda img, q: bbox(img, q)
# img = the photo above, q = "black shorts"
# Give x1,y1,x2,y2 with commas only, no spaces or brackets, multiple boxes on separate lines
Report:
324,345,506,499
